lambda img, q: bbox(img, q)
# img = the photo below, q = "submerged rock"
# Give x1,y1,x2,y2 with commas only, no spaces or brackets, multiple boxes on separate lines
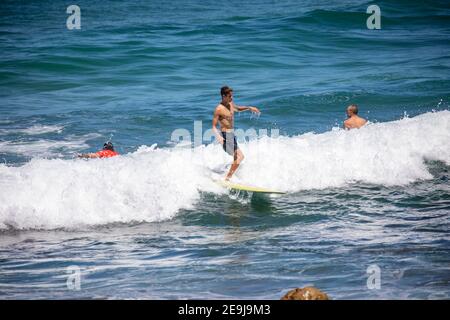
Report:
281,287,329,300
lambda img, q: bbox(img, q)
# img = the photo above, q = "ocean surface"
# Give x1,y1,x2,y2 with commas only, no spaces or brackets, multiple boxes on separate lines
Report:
0,0,449,299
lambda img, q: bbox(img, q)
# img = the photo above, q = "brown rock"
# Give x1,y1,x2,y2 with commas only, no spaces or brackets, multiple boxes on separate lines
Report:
281,287,329,300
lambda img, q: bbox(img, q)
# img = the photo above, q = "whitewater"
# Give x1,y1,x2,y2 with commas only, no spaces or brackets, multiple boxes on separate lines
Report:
0,111,449,231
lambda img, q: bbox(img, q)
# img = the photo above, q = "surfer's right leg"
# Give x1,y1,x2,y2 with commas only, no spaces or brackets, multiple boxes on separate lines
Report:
225,149,244,180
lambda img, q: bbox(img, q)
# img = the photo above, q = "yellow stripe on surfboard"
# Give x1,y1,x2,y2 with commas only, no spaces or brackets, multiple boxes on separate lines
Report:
215,179,286,194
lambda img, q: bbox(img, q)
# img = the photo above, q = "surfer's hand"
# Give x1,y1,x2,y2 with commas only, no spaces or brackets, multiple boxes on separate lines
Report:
217,136,224,145
250,106,260,114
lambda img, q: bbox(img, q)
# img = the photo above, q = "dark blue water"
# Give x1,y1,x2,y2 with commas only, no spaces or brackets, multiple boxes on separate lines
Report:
0,0,449,299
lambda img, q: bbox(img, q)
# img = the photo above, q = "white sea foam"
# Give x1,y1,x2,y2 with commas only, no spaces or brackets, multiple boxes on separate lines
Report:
0,111,449,230
0,125,64,135
0,134,100,158
236,110,450,191
19,125,64,135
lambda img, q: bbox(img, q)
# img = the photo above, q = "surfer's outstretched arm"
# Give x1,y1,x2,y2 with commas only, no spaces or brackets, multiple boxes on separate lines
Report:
236,105,260,114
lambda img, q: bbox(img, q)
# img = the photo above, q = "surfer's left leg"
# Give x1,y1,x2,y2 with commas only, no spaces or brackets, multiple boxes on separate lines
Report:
225,149,244,180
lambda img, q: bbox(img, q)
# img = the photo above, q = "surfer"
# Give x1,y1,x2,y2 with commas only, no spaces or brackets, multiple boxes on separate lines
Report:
212,86,260,180
344,104,367,129
78,142,119,159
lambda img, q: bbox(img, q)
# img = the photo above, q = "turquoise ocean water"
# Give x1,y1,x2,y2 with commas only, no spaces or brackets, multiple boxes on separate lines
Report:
0,0,449,299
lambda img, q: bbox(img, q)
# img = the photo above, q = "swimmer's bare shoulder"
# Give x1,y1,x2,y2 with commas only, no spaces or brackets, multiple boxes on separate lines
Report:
344,117,367,129
343,118,352,130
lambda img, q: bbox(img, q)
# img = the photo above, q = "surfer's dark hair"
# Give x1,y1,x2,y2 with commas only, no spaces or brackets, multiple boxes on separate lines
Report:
221,86,233,97
103,142,114,151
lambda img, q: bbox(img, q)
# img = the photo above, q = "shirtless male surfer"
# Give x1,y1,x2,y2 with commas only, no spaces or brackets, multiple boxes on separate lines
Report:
212,86,260,180
344,104,367,129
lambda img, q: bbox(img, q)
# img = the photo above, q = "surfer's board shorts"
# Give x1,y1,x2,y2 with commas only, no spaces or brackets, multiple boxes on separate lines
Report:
221,131,238,156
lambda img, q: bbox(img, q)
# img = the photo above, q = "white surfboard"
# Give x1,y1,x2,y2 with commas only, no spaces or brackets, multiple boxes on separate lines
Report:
214,179,286,194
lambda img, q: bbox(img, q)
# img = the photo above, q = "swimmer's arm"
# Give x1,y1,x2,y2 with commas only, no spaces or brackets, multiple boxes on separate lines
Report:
78,153,100,159
343,120,351,130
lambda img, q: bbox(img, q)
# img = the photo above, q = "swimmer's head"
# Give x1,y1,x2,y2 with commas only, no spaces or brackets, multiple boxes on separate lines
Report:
346,104,359,117
103,142,114,151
